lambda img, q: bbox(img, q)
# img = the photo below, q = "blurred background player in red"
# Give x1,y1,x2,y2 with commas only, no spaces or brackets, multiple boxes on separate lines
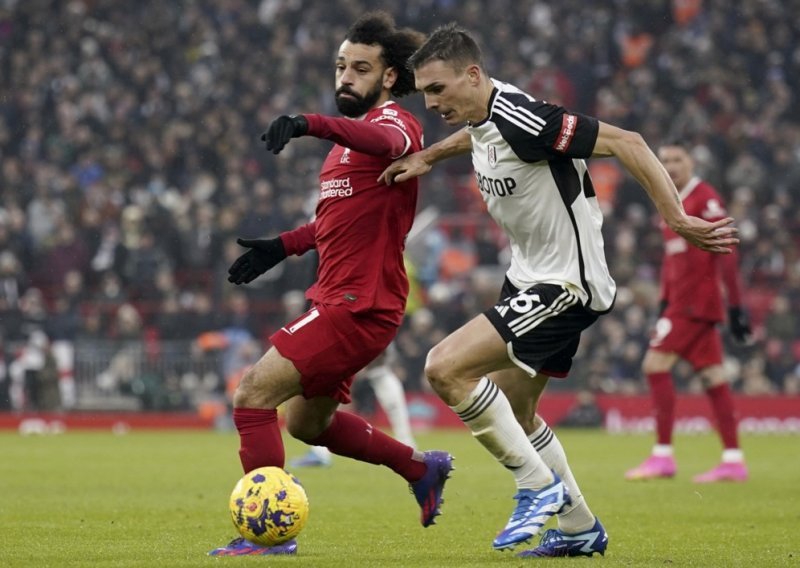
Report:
210,12,452,556
626,141,752,483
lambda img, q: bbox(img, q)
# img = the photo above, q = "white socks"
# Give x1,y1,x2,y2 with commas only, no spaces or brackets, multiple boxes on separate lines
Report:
653,445,744,463
307,445,332,461
452,376,552,489
529,421,596,533
722,448,744,463
652,444,674,457
365,365,416,449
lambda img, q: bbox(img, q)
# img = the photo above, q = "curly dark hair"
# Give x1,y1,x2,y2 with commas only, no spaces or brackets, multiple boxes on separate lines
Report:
345,11,425,98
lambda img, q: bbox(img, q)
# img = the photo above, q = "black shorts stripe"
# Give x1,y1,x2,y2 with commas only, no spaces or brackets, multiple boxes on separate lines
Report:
484,280,598,377
509,290,579,336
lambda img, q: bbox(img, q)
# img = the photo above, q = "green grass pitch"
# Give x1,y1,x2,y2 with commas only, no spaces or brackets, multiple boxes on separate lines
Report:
2,428,797,567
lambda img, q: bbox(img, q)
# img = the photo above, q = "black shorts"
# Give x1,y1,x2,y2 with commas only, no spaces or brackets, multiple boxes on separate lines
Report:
484,280,599,378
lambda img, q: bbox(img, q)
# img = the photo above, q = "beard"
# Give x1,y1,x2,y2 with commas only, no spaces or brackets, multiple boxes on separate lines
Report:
335,81,383,117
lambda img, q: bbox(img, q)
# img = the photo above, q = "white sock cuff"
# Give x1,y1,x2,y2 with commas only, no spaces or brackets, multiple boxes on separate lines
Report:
310,446,331,459
653,444,674,457
451,376,496,417
528,422,554,452
722,448,744,463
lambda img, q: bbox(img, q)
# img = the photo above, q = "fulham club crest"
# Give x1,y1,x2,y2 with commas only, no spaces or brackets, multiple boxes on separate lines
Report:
488,144,497,168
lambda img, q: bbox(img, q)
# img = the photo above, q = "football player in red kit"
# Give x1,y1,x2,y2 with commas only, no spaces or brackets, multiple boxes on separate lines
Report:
210,13,453,556
626,141,751,483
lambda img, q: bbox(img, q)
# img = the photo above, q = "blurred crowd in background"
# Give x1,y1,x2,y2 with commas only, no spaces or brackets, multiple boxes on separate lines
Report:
2,0,800,413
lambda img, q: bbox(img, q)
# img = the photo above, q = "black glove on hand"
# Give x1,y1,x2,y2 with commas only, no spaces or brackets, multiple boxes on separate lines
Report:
728,306,752,344
261,114,308,154
227,237,287,285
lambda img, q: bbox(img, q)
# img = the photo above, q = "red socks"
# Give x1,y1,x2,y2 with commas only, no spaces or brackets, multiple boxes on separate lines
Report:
646,374,739,450
647,372,675,445
233,408,284,473
308,411,426,482
706,383,740,449
234,408,426,482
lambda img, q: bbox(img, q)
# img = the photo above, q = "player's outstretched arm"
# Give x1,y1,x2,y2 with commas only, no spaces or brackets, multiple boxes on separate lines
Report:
228,222,317,285
380,127,472,185
379,152,433,185
261,115,309,155
671,216,738,254
303,114,411,159
227,237,287,285
592,122,738,254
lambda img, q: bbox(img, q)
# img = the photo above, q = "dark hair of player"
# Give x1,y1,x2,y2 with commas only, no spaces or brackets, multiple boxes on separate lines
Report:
408,22,485,73
658,138,690,152
345,11,425,98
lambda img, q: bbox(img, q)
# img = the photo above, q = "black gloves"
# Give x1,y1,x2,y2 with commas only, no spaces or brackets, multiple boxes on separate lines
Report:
658,299,668,317
728,306,752,344
227,238,287,285
261,114,308,154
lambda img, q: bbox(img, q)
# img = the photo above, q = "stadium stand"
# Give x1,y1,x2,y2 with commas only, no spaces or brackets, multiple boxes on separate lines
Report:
1,0,799,414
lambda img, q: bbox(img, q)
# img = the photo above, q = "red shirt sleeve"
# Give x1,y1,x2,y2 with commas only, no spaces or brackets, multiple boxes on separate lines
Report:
720,247,743,307
279,221,316,256
303,113,410,158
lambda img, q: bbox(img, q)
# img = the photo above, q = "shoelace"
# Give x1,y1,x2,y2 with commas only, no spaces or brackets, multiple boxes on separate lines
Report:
509,492,537,522
538,529,561,546
535,530,572,556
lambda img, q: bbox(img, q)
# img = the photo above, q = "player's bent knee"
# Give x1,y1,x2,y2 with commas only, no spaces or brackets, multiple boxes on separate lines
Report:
284,414,327,442
284,420,315,442
424,344,458,394
642,350,673,375
231,376,256,409
700,365,727,388
232,368,269,409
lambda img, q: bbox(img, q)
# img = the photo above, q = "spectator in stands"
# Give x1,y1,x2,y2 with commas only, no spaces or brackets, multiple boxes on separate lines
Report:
76,308,106,343
764,294,798,343
0,251,25,314
0,0,799,402
8,330,60,411
95,272,128,308
37,221,90,291
558,390,604,428
152,296,188,342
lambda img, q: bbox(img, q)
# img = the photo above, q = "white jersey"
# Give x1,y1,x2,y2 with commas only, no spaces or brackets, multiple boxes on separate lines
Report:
468,79,616,313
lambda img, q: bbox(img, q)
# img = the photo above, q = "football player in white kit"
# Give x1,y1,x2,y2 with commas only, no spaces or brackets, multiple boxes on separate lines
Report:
381,23,737,558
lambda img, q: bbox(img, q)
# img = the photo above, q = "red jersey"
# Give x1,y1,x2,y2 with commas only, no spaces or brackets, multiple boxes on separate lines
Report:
660,177,742,322
279,101,423,325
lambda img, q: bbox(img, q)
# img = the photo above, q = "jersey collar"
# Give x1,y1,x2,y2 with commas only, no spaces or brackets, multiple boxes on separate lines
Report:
468,83,498,128
678,176,701,201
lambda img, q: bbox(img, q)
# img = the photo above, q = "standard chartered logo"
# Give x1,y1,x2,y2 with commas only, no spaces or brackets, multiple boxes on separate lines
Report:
320,177,354,199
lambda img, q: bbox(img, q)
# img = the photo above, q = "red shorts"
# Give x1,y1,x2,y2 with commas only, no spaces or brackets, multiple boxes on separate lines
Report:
270,303,398,404
649,315,723,370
